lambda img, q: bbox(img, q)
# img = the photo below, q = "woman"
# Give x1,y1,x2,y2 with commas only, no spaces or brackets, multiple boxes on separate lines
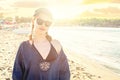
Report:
12,8,70,80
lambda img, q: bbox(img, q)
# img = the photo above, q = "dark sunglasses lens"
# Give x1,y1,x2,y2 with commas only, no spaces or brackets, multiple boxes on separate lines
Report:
45,21,52,27
36,18,51,27
36,19,43,25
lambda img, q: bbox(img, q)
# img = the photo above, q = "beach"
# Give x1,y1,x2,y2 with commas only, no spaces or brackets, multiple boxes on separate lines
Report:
0,28,120,80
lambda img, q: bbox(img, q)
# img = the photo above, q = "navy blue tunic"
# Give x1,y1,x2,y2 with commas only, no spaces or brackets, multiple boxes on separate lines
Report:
12,40,70,80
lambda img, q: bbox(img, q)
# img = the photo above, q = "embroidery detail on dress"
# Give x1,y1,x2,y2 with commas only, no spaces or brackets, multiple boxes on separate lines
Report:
40,61,50,71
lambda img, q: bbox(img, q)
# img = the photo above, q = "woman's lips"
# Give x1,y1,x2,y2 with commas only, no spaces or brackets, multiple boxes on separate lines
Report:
39,28,45,31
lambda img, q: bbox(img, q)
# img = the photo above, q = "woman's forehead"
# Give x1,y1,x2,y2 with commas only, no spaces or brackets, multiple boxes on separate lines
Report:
37,13,52,21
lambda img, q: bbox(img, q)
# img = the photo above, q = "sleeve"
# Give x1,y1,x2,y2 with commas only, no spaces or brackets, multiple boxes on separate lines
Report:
59,49,70,80
12,44,25,80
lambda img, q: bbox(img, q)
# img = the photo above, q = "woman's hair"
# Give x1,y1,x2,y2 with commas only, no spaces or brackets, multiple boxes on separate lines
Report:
29,8,53,42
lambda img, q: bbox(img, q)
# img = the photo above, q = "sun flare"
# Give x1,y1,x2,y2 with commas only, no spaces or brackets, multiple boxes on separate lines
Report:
49,6,85,20
1,0,120,19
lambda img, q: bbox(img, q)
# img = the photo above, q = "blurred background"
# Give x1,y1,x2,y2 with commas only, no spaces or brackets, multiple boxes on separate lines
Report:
0,0,120,79
0,0,120,28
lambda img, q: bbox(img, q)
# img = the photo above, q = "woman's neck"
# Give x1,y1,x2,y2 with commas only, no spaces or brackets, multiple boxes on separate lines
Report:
33,34,48,43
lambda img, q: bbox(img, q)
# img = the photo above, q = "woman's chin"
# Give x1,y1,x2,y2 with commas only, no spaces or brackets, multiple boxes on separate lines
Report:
38,31,46,35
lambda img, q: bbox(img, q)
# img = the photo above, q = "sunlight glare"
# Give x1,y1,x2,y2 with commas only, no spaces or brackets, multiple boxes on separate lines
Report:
49,6,85,20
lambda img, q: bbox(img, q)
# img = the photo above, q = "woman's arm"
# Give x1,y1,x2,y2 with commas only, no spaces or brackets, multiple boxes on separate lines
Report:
51,39,70,80
59,49,70,80
12,44,25,80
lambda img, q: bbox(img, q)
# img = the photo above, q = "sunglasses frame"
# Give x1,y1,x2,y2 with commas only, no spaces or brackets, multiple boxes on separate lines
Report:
36,18,52,27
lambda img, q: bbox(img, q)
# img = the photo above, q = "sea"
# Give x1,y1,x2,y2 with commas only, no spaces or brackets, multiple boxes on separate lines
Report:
13,26,120,76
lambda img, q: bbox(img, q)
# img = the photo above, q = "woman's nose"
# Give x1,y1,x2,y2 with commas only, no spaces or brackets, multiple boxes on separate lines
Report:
41,23,46,27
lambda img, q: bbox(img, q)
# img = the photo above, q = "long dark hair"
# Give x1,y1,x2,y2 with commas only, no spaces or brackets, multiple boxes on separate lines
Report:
29,8,52,42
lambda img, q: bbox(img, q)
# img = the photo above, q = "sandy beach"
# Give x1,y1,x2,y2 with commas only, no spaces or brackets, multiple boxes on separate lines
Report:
0,29,120,80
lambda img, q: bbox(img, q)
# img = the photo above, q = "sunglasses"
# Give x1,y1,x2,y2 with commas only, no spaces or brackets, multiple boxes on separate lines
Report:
36,18,52,27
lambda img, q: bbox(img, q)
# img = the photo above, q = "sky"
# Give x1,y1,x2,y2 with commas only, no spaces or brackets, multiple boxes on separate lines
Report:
0,0,120,19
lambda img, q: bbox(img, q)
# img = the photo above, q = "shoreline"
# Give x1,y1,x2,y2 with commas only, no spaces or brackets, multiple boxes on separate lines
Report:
63,48,120,80
0,29,120,80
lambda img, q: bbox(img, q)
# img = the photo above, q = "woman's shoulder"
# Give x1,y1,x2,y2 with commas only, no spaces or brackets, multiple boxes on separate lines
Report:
51,40,68,61
51,39,62,55
20,40,28,44
19,40,29,47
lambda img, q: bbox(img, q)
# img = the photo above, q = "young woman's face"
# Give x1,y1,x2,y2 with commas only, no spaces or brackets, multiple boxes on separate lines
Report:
34,13,52,35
